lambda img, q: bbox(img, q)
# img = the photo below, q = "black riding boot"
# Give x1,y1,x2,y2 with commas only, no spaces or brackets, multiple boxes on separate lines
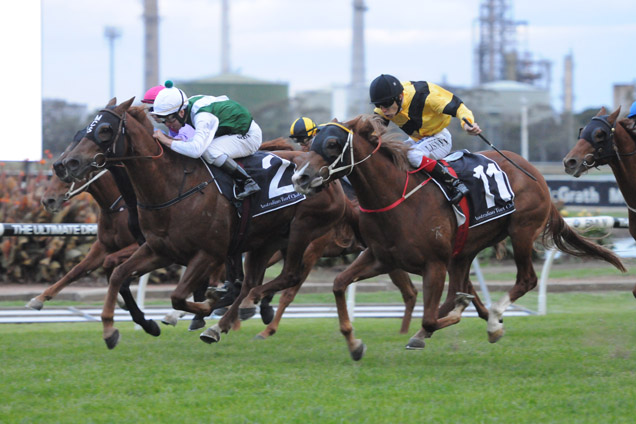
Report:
219,157,261,200
429,162,469,205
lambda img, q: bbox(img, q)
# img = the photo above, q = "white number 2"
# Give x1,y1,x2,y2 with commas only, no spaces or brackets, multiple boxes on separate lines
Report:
262,155,296,197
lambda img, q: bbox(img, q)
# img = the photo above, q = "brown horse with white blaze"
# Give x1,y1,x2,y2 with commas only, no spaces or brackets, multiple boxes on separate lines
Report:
563,106,636,297
292,114,625,360
58,97,348,349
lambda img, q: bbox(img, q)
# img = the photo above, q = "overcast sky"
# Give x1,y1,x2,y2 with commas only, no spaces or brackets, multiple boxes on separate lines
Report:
38,0,636,114
2,0,614,118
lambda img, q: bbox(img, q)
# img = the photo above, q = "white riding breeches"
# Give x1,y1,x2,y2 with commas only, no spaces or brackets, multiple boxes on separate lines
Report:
205,121,263,166
405,128,452,168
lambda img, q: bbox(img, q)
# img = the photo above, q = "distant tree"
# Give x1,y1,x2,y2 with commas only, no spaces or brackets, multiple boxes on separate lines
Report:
42,99,90,157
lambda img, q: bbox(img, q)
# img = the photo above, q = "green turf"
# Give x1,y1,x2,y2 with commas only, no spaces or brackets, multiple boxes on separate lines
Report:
1,292,636,423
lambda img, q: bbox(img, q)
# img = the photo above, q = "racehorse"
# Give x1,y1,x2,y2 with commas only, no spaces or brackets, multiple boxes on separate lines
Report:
291,114,626,360
563,106,636,297
35,167,162,335
58,97,349,349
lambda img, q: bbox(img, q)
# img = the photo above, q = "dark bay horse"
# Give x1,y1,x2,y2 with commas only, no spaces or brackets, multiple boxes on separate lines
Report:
291,114,625,360
563,106,636,297
58,97,349,349
36,168,161,335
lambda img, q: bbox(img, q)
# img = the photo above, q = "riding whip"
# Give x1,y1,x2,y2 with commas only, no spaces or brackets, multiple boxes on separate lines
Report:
462,118,538,182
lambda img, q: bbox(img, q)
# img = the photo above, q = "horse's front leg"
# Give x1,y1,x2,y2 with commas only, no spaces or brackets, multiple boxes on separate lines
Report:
387,269,417,334
102,244,172,349
333,249,387,361
26,241,107,310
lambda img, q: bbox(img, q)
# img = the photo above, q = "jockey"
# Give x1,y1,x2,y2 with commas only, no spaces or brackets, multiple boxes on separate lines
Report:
152,81,262,200
369,74,482,205
142,85,195,142
290,117,318,148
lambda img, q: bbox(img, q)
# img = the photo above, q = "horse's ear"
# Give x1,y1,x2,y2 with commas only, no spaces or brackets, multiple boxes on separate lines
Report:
596,107,607,116
107,98,117,107
608,106,621,124
119,97,136,112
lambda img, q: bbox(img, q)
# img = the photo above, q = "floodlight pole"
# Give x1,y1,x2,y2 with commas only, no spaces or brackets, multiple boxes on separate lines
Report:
104,26,122,99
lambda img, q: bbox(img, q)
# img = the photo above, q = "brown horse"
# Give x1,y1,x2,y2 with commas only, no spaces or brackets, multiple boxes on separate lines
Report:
35,168,162,334
563,106,636,297
58,97,350,349
291,114,625,360
255,138,417,338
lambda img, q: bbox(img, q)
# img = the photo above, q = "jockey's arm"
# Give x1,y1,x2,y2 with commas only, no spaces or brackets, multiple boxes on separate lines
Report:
170,113,220,158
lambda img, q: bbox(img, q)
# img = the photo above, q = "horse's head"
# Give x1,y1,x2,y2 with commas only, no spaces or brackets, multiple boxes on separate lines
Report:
292,115,386,195
563,106,621,177
62,97,136,180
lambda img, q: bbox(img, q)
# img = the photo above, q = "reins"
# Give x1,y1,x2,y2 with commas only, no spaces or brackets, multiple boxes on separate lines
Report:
64,169,108,200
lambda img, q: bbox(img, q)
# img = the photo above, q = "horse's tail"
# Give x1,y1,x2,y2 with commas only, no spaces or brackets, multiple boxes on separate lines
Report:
542,203,626,272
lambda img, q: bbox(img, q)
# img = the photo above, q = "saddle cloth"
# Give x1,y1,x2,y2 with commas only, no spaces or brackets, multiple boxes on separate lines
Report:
210,152,306,217
437,150,516,228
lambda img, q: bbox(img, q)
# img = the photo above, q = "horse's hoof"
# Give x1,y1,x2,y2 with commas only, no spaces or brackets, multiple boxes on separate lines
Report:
239,306,257,321
144,320,161,337
405,337,426,350
213,307,228,316
188,317,206,331
253,333,267,340
161,314,179,327
205,286,225,303
26,298,44,310
260,305,274,325
488,328,505,343
104,329,120,350
350,340,367,361
455,292,475,308
200,326,221,344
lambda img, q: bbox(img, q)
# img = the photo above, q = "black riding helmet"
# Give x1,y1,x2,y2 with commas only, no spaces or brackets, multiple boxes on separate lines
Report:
369,74,403,107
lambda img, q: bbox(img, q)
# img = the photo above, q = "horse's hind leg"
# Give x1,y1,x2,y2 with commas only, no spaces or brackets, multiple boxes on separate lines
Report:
439,256,489,322
488,231,538,343
387,269,417,334
118,276,161,337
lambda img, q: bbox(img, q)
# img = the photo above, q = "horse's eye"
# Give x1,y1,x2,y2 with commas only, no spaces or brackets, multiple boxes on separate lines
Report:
592,129,605,141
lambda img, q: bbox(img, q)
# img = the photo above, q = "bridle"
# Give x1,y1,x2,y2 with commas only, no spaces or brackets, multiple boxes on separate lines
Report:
87,108,163,168
580,115,636,169
63,169,108,200
315,122,382,182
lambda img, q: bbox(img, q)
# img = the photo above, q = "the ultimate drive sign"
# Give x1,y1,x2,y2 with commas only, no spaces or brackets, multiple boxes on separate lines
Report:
0,223,98,237
545,176,625,207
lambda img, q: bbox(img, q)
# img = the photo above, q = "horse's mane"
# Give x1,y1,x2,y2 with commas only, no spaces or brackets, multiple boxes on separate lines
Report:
347,114,412,172
618,117,636,142
128,106,155,134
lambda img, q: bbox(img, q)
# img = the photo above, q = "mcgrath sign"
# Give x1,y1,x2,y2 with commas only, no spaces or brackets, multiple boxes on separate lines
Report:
545,175,625,207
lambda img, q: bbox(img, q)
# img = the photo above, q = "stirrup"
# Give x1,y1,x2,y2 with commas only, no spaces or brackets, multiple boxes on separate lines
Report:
236,179,260,200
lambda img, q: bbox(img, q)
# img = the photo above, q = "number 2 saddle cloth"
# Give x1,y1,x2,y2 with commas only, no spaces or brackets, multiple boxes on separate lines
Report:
437,150,516,228
208,151,306,218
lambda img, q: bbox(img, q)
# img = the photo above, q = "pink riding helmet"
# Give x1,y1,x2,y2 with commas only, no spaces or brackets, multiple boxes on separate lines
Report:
141,85,165,104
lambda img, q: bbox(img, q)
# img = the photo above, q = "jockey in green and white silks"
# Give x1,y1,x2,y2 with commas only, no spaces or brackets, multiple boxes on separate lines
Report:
152,81,262,199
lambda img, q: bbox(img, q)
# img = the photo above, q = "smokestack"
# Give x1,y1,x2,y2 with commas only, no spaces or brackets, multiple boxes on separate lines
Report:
221,0,230,74
143,0,159,89
348,0,367,117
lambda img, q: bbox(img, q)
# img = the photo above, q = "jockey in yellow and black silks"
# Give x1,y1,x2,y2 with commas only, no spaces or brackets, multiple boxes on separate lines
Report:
369,74,482,205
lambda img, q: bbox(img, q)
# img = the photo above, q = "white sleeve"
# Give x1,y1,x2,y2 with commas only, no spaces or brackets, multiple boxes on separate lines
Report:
170,113,219,158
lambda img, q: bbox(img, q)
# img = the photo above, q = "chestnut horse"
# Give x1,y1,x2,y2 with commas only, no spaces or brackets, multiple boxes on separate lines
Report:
563,106,636,297
291,114,625,360
58,97,350,349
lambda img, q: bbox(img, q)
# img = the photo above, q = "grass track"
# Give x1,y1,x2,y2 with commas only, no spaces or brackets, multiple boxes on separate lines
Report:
2,292,636,423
